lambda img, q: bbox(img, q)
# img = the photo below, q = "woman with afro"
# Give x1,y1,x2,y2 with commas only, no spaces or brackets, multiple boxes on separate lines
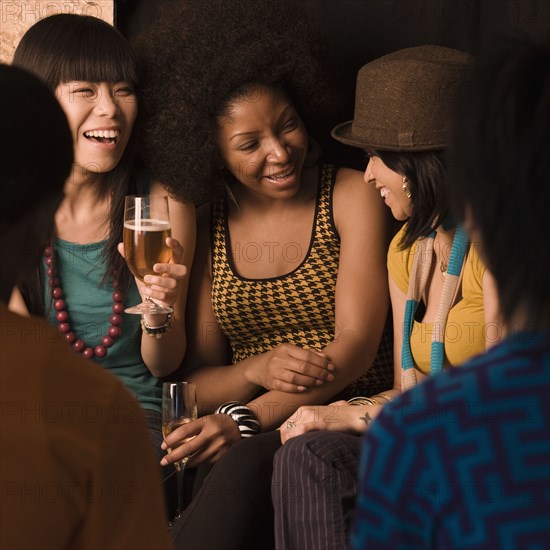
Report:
136,0,393,546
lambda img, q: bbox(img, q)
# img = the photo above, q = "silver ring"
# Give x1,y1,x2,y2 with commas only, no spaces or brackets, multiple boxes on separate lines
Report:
286,420,296,431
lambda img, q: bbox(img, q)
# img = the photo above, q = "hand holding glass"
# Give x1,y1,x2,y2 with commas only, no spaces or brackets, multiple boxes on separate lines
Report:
123,195,172,314
162,382,198,524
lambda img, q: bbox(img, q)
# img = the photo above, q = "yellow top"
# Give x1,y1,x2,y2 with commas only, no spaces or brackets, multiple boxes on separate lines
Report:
388,225,486,374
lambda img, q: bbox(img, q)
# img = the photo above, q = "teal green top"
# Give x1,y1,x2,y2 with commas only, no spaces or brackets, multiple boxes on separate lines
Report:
45,238,162,412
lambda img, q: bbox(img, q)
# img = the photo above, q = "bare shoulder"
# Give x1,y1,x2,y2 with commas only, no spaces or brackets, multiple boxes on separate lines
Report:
334,166,382,205
334,166,365,188
333,166,387,231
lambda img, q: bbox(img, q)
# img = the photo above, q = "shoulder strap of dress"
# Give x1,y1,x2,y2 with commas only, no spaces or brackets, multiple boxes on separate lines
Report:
317,164,339,240
210,200,227,279
320,163,336,192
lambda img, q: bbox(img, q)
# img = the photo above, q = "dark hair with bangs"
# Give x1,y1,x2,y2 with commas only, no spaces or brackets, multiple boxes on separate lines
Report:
12,13,139,88
370,150,448,249
12,14,141,315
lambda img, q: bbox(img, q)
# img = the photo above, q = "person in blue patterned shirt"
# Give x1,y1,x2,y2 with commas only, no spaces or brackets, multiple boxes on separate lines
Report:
350,30,550,549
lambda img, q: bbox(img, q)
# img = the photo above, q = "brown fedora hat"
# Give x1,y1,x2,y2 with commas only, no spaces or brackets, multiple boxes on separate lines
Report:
332,45,470,151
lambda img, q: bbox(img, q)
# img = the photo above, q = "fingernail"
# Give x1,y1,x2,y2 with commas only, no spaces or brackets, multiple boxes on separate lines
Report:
327,363,336,371
160,458,168,466
161,442,167,450
297,386,307,391
327,374,335,382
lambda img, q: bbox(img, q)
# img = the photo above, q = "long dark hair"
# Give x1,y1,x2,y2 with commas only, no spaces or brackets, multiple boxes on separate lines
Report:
371,149,448,249
12,13,141,314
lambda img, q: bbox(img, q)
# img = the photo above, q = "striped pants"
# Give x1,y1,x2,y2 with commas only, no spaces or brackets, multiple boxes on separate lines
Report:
272,431,361,550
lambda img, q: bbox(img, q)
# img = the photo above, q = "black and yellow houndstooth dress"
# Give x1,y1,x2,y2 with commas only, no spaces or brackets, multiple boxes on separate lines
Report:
210,164,393,399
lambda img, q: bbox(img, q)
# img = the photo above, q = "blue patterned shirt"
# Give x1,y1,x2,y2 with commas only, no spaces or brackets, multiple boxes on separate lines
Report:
350,332,550,549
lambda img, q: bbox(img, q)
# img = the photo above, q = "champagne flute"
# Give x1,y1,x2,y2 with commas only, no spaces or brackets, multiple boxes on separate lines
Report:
162,381,198,525
123,195,173,314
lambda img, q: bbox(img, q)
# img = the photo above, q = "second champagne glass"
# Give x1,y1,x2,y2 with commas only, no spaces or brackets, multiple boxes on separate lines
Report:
162,381,198,525
123,195,173,314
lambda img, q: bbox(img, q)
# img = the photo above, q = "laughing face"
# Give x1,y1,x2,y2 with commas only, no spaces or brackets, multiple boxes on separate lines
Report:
364,154,413,221
215,84,308,201
55,81,137,177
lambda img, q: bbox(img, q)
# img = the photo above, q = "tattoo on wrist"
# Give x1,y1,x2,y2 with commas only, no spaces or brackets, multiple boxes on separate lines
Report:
359,411,373,427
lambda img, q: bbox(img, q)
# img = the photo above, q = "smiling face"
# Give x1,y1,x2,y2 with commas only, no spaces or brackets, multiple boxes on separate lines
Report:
55,81,137,177
364,154,413,220
215,84,309,201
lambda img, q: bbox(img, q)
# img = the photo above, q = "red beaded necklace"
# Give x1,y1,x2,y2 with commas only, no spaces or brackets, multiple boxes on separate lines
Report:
44,244,125,360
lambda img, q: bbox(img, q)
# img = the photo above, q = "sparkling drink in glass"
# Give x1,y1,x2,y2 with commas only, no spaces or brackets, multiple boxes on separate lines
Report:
123,195,172,314
162,381,198,525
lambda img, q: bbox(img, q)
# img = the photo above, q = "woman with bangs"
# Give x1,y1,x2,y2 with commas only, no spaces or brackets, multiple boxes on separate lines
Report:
10,14,196,462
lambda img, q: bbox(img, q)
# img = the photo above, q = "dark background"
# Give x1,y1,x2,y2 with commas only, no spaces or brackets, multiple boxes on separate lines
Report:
115,0,550,166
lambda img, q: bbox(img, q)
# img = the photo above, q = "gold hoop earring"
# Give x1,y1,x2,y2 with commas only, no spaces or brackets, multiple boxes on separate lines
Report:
402,176,412,199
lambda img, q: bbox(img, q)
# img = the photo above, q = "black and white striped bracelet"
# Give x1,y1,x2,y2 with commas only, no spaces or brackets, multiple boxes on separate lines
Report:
215,401,261,438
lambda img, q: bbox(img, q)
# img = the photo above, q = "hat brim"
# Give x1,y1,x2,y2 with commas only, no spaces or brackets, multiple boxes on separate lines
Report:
331,121,370,148
331,120,404,150
331,121,446,152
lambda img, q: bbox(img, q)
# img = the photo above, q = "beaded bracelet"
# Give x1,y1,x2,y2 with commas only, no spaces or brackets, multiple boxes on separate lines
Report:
215,401,261,438
140,313,173,338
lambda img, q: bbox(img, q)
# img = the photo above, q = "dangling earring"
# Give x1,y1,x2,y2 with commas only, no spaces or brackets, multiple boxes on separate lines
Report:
224,182,240,210
402,176,412,199
221,167,240,210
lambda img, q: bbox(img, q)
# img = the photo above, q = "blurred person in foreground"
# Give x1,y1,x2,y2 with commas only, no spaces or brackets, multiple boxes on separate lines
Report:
350,30,550,549
0,64,172,550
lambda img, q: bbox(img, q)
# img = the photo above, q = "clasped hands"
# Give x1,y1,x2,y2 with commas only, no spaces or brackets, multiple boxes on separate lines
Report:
246,343,336,393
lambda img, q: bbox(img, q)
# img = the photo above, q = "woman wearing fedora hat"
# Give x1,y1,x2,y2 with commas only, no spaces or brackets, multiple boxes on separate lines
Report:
350,31,550,549
272,45,501,550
